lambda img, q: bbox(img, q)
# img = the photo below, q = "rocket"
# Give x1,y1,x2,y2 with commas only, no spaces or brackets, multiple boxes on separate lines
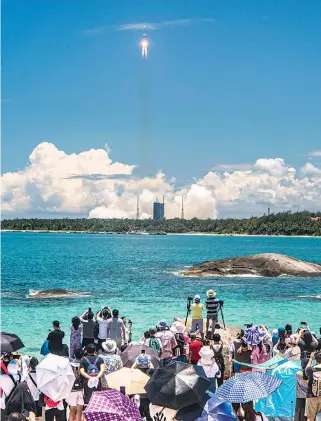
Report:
141,27,148,58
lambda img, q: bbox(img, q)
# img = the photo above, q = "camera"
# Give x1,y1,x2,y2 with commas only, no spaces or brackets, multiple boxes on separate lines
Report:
244,323,253,328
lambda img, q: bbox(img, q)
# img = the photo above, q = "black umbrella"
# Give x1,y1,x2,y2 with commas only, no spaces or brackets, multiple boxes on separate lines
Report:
5,381,37,415
0,332,24,353
175,393,211,421
145,361,211,411
121,344,160,369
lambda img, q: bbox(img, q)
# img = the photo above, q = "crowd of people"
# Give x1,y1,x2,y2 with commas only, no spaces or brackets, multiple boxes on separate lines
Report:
1,290,321,421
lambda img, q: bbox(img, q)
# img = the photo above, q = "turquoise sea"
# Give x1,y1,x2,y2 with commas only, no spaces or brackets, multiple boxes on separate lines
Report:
1,232,321,355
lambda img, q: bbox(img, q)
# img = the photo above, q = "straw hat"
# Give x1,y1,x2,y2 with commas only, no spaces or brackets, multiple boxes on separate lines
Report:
102,339,117,354
206,289,216,297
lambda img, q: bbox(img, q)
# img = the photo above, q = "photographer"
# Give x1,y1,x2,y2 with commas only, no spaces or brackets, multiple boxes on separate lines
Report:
80,309,96,348
96,307,111,351
205,290,224,340
297,329,318,359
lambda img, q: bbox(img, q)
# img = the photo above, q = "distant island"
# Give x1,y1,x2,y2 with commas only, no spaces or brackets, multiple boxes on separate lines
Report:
2,211,321,236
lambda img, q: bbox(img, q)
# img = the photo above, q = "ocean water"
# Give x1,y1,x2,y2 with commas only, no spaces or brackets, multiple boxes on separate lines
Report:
1,232,321,354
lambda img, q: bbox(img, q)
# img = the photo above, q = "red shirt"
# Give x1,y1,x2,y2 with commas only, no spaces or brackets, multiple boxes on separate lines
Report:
189,340,203,362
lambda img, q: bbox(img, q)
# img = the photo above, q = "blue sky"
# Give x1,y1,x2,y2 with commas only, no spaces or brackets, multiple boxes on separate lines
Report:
2,0,321,184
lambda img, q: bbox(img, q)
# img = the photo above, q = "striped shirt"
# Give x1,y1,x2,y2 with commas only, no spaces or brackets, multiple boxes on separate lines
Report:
206,297,220,317
295,371,308,398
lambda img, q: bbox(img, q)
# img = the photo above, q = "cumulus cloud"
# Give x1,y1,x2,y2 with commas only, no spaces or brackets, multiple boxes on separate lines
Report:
309,150,321,157
1,142,321,219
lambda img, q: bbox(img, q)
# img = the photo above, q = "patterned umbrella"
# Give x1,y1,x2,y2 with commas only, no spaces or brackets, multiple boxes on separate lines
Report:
215,371,282,403
242,325,266,346
0,332,24,353
121,344,159,369
84,390,141,421
195,395,238,421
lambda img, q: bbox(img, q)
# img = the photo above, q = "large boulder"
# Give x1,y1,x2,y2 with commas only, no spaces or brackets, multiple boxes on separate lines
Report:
182,253,321,277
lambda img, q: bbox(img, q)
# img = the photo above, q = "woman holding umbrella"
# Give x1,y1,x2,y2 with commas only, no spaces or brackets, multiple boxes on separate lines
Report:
236,401,268,421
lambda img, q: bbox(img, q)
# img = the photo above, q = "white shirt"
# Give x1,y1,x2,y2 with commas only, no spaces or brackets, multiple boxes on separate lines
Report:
97,316,109,340
0,375,15,410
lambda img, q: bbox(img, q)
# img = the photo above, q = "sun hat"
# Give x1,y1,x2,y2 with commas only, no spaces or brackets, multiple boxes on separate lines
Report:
199,346,214,365
194,294,201,303
206,289,216,297
102,339,117,354
149,326,157,334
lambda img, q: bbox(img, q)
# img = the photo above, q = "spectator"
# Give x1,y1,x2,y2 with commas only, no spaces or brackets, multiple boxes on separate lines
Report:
212,334,227,386
147,327,162,356
188,333,203,365
66,349,83,421
297,330,318,359
155,320,177,365
304,352,321,421
80,310,96,348
121,316,129,344
96,308,111,351
47,321,65,356
191,295,204,339
205,290,223,340
295,358,309,421
107,309,126,349
100,339,123,388
44,396,65,421
234,341,252,373
26,358,42,420
237,401,268,421
79,343,105,406
198,345,221,393
69,317,82,359
132,349,154,374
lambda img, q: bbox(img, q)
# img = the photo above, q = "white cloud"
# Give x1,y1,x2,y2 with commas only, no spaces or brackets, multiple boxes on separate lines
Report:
1,142,321,219
309,150,321,157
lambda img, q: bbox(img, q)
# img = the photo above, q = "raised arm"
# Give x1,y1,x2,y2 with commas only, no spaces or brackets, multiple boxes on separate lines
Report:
80,310,88,322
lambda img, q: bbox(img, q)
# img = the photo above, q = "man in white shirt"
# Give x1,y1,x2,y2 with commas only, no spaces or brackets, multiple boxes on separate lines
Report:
96,307,111,351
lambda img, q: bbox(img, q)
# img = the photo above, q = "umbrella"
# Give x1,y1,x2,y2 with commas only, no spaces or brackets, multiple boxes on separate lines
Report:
36,353,75,401
215,371,282,403
242,325,266,346
170,321,186,335
84,390,141,421
0,332,24,353
121,344,160,369
106,367,150,395
5,381,37,415
145,361,211,410
196,395,238,421
175,393,212,421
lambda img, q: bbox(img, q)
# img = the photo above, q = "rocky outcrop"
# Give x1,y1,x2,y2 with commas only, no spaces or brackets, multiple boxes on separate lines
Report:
27,289,83,298
182,253,321,278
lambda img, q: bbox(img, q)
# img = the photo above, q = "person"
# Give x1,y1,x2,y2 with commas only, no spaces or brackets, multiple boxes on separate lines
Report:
121,316,129,344
205,290,223,339
198,345,221,393
298,330,319,359
188,333,203,365
171,319,188,359
99,339,123,388
231,330,245,374
234,341,252,373
7,414,26,421
251,341,268,365
4,381,36,415
304,351,321,421
44,396,65,421
132,349,154,374
65,349,83,421
140,331,151,346
69,317,83,359
271,329,279,346
155,320,177,365
147,327,162,357
273,339,289,357
79,343,105,406
47,321,65,355
211,334,226,385
191,295,204,338
237,401,268,421
295,359,309,421
80,310,96,348
96,308,111,350
26,358,42,421
107,309,126,349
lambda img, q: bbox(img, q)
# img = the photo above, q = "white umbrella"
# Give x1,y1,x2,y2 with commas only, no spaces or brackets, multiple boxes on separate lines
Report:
36,354,75,401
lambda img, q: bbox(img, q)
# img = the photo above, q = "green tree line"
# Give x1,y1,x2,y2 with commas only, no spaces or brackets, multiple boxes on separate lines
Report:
2,211,321,236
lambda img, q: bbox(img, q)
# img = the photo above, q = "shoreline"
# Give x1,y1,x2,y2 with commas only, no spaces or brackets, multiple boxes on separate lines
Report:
1,229,320,238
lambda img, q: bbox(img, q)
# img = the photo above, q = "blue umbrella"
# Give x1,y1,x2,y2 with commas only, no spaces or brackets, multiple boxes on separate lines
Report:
215,371,282,403
196,395,238,421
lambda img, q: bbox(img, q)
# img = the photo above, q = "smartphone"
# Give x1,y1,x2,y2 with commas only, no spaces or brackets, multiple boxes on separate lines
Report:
120,386,126,395
301,321,307,326
12,354,20,360
22,410,30,418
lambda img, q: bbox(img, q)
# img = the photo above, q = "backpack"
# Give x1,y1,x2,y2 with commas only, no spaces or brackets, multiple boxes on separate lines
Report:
312,369,321,397
149,337,161,356
84,357,100,376
213,345,225,371
174,333,185,356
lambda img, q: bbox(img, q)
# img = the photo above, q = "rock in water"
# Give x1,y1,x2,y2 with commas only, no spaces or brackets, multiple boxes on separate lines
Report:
28,289,81,298
182,253,321,278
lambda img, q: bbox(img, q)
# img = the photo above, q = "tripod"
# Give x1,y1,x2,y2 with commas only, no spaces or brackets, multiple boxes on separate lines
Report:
185,297,193,326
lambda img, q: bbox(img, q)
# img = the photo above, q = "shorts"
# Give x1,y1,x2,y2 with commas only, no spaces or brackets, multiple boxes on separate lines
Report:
305,396,321,418
34,402,43,417
65,390,84,406
191,319,203,333
207,314,218,321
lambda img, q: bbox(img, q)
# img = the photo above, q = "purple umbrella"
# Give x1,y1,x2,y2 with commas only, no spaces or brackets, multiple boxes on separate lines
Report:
243,325,266,346
84,390,141,421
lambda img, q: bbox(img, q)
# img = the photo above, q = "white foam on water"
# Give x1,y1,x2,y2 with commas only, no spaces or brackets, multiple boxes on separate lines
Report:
298,294,321,299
